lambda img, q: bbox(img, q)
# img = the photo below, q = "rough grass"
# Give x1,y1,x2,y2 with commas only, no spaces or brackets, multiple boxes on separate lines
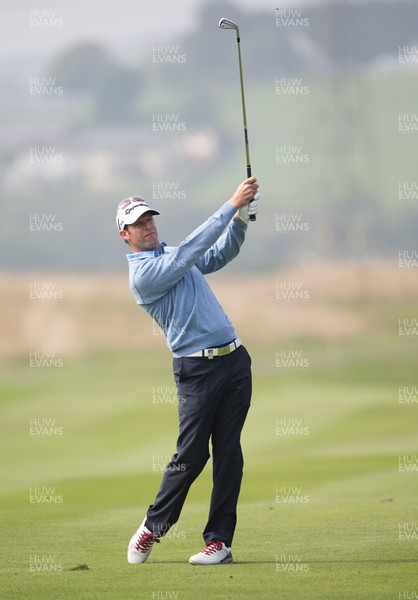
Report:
1,261,417,356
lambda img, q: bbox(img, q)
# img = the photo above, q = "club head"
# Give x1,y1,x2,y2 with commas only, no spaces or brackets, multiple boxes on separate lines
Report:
219,18,239,31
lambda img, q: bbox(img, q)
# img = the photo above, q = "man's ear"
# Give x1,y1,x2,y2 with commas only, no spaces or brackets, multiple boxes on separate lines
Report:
119,228,129,242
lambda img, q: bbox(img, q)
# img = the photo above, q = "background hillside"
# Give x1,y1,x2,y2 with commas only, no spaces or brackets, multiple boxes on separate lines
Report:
1,0,417,272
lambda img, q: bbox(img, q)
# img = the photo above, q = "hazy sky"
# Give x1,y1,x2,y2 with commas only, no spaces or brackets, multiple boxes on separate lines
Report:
1,0,280,66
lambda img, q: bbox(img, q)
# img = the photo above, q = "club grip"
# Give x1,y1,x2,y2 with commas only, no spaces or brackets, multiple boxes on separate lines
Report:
247,165,256,221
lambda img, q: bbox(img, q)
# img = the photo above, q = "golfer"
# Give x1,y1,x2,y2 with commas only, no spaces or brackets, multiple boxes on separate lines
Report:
116,177,259,565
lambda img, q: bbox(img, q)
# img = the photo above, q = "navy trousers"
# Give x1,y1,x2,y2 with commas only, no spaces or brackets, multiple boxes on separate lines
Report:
145,344,252,548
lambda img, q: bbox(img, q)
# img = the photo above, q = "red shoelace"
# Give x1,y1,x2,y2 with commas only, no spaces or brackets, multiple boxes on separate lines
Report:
135,531,160,553
202,539,223,555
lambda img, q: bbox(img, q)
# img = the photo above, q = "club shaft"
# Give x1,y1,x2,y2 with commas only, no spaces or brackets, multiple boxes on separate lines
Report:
236,35,256,220
236,37,250,171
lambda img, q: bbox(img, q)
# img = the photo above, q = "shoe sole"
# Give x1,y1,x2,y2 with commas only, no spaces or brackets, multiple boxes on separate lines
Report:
189,553,233,565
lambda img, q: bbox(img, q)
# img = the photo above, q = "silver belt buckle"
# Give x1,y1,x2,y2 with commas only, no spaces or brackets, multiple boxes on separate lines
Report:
218,344,230,357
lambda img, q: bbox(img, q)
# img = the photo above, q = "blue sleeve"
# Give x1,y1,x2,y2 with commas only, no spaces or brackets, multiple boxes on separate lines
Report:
131,202,238,303
195,218,247,275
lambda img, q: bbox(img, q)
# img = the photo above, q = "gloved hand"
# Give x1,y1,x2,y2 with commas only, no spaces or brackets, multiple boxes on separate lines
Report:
238,192,260,224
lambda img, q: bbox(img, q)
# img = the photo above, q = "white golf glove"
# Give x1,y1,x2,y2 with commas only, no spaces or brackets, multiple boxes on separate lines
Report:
238,192,260,224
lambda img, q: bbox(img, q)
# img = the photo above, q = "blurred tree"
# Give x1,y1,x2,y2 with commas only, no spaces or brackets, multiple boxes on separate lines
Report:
48,42,141,125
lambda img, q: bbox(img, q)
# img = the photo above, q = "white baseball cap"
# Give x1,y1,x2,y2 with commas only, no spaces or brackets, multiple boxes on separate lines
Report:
116,196,160,230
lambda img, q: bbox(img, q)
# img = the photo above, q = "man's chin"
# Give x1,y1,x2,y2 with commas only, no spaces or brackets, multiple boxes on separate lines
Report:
138,239,161,252
148,237,161,250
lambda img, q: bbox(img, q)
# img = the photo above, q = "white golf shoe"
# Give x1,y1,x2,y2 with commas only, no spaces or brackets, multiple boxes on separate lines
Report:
127,517,160,564
189,539,233,565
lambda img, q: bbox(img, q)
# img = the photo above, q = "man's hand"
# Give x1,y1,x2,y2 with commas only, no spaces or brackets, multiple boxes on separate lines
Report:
228,177,259,210
228,177,260,224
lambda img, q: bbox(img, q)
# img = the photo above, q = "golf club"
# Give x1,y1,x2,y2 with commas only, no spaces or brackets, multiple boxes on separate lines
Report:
219,17,256,221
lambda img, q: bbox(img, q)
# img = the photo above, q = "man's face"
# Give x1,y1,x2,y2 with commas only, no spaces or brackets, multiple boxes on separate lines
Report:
120,211,160,252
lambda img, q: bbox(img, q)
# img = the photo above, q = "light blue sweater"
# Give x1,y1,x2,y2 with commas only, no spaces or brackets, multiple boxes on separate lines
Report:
127,201,247,357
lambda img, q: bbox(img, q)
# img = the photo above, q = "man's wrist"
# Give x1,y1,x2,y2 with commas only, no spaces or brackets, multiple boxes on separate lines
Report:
228,199,241,210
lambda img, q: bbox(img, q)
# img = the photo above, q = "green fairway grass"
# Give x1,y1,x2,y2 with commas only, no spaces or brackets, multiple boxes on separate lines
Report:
1,327,417,599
